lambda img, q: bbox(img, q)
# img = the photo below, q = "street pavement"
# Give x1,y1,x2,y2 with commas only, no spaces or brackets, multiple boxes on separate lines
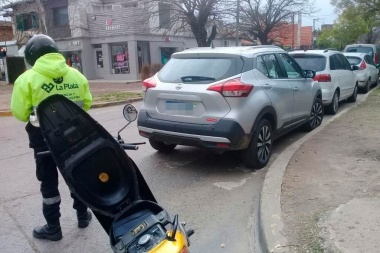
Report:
1,80,377,253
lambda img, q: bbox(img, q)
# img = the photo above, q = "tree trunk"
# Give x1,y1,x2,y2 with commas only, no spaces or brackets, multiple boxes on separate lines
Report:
257,33,270,45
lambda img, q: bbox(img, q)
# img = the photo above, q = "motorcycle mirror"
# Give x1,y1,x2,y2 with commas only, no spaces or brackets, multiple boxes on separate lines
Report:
123,104,138,122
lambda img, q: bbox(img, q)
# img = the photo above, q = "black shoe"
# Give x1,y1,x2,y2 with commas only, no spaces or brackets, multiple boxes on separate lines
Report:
77,211,92,228
33,224,62,241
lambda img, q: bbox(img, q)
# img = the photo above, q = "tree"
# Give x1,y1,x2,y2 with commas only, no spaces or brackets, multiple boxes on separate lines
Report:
144,0,234,47
331,0,380,43
238,0,315,45
316,6,370,50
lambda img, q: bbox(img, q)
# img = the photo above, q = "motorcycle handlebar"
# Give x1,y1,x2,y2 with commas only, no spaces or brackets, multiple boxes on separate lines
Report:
37,151,51,156
121,144,139,150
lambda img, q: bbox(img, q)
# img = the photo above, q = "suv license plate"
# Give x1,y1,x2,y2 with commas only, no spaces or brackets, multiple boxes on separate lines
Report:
165,101,193,111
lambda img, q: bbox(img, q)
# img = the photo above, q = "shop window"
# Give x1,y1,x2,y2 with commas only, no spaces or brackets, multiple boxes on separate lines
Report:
158,3,170,29
16,12,39,31
53,6,69,26
111,43,129,74
65,52,82,72
161,48,176,64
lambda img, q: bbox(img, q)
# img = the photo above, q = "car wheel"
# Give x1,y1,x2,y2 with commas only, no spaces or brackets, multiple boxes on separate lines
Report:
149,139,177,152
347,84,358,103
241,119,273,169
326,90,339,115
363,79,370,94
303,98,324,132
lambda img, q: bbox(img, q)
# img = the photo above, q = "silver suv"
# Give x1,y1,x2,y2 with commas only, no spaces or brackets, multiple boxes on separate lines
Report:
137,46,323,169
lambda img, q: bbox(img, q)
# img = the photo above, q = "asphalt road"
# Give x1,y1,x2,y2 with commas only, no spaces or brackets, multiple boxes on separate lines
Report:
0,96,363,253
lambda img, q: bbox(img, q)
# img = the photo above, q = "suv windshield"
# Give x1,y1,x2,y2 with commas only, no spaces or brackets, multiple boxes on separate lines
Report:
346,56,362,65
346,47,374,57
158,57,244,83
290,54,326,72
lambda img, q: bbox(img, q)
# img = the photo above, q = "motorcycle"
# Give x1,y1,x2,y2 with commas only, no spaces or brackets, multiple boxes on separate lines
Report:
35,94,194,253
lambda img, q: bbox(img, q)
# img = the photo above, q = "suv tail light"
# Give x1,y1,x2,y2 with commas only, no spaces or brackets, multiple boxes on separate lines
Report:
207,78,253,97
313,74,331,82
375,53,379,64
142,77,156,92
359,60,367,70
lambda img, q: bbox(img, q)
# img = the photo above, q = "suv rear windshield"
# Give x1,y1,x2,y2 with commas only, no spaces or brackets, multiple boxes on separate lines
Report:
290,54,326,72
346,47,374,57
346,56,362,65
158,57,244,83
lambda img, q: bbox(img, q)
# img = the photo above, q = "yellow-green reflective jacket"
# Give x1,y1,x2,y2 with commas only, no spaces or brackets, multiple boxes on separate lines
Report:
11,53,92,122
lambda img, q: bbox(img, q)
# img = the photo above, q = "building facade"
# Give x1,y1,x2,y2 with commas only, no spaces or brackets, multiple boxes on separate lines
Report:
6,0,234,81
269,23,313,50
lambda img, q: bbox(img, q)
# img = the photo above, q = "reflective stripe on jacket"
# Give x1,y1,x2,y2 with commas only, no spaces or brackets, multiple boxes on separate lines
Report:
11,53,92,122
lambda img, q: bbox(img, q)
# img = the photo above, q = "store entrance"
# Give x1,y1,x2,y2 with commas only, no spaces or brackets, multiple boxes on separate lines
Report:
137,41,150,73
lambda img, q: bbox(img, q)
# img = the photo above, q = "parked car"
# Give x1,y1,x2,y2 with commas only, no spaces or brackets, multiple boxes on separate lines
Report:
137,46,323,169
343,52,379,93
289,49,358,115
343,44,380,65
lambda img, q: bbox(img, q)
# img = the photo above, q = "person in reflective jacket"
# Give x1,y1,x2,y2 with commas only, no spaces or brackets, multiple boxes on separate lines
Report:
11,34,93,241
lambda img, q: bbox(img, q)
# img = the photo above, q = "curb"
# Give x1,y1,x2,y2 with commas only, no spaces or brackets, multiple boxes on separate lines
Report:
91,97,143,108
0,98,143,117
259,90,374,253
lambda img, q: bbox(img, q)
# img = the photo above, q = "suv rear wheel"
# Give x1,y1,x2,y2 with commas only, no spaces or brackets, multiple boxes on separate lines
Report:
241,119,273,169
149,139,177,152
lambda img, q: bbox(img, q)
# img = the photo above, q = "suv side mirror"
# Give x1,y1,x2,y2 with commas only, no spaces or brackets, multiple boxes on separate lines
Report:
352,65,359,71
303,70,316,79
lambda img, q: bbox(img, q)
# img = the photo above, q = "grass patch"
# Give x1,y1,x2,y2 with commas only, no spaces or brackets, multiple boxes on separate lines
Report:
297,214,327,253
93,91,143,103
369,86,380,96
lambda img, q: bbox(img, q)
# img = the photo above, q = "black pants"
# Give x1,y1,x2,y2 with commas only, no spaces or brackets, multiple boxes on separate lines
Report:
26,122,87,225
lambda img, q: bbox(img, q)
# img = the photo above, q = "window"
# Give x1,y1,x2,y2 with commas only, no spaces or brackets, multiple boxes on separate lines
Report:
64,52,82,72
364,55,375,65
257,56,269,77
158,3,171,29
159,57,243,83
53,6,69,26
291,54,326,72
337,54,352,70
330,55,343,70
16,12,39,31
346,46,374,58
111,43,129,74
346,56,362,66
257,54,284,79
278,53,302,78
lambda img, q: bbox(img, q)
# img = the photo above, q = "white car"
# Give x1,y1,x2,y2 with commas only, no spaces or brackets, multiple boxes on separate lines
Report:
289,49,358,115
343,52,379,93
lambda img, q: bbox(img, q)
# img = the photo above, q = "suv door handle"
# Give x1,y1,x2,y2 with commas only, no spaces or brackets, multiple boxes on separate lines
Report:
294,87,300,92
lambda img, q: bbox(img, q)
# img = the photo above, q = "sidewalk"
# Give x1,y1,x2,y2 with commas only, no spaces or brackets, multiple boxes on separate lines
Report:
262,88,380,253
0,80,143,116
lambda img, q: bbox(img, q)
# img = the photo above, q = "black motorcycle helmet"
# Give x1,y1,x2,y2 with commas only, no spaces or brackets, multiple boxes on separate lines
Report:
25,34,59,66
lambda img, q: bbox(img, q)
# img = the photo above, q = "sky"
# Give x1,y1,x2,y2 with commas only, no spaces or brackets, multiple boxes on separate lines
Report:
302,0,338,29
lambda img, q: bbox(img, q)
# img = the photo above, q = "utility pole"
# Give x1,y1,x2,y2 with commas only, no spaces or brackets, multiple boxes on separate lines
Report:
235,0,240,46
297,12,301,49
292,13,295,49
312,19,318,49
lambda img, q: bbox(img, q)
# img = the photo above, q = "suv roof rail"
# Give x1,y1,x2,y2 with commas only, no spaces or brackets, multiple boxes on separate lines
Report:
250,45,280,49
323,48,338,53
